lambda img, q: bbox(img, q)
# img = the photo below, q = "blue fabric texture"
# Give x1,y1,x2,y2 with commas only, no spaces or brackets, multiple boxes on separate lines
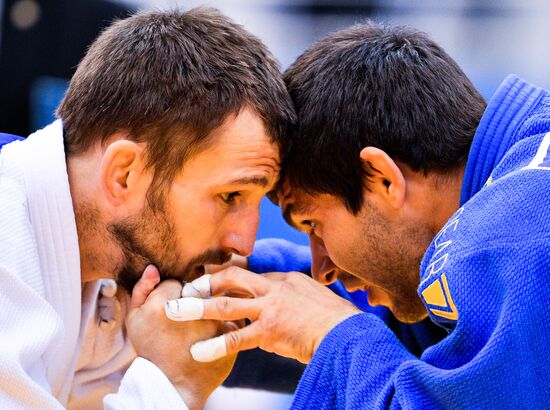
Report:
249,238,313,274
288,75,550,408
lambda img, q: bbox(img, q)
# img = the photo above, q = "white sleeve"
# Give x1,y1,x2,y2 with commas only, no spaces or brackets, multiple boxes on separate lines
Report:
0,265,65,409
103,358,189,410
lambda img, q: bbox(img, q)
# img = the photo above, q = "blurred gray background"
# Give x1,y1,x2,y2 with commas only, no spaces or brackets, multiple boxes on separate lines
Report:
125,0,550,95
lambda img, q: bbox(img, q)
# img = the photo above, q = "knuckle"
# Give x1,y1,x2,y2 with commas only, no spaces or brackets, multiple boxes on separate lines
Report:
226,330,241,351
216,297,232,317
219,265,240,284
274,280,292,294
273,295,287,312
220,265,248,288
286,271,302,283
224,265,241,276
260,314,277,334
154,280,182,300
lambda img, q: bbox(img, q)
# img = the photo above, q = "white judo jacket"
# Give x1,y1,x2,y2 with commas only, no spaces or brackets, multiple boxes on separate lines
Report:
0,121,187,409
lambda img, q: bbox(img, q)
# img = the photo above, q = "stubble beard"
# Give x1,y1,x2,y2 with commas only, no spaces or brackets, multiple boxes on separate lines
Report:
109,201,232,294
357,201,429,323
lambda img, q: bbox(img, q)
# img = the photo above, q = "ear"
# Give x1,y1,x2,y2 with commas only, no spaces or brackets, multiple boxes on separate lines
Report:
99,139,146,207
359,147,406,209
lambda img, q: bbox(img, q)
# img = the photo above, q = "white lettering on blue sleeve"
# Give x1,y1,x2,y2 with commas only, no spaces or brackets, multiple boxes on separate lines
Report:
524,132,550,171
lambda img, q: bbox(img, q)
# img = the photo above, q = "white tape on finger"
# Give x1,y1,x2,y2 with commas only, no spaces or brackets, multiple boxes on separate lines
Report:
165,297,204,321
190,335,227,362
181,282,201,298
182,274,212,298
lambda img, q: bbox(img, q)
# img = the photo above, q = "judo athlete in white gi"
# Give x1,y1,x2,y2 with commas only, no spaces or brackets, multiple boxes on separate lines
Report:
0,8,295,409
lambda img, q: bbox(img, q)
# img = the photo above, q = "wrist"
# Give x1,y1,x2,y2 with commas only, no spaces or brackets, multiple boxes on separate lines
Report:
313,308,362,355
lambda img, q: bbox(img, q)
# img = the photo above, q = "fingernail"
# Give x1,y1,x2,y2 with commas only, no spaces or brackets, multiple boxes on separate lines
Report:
190,335,227,362
144,265,159,281
181,274,212,298
164,298,204,321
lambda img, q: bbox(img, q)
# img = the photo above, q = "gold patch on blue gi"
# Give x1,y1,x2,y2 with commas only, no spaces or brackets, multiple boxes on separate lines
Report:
421,274,458,321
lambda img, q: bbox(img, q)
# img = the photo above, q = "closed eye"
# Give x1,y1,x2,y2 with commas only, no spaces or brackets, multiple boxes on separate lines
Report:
301,220,317,235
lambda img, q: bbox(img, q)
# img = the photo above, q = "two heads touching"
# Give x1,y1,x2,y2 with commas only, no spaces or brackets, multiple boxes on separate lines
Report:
67,6,483,365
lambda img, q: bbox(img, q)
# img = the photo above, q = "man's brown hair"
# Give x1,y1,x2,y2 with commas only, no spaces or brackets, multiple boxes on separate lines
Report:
57,7,295,200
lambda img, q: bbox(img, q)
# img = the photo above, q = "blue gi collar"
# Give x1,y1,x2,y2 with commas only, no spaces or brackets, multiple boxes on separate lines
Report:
460,74,545,205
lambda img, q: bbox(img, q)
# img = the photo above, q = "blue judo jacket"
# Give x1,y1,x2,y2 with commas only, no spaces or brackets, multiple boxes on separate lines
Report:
251,75,550,409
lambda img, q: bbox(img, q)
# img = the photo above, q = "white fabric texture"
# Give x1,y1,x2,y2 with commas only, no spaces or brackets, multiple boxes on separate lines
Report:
0,121,187,409
104,358,187,409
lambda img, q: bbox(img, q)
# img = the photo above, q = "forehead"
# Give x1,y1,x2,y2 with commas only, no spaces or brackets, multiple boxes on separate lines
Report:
179,107,280,184
282,189,349,220
281,190,320,225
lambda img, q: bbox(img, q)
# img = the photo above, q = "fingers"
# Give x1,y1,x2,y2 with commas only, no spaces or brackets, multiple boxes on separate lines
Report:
130,265,161,309
204,254,248,274
190,322,261,362
190,334,227,362
261,271,292,281
165,297,204,321
182,274,211,298
220,320,244,333
192,266,272,298
166,296,260,322
151,279,184,301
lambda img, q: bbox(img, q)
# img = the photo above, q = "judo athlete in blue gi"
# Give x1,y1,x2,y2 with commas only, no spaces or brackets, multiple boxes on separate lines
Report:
165,22,550,408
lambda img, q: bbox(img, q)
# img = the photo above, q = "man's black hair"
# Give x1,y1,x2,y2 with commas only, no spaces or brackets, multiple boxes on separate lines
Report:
283,21,486,213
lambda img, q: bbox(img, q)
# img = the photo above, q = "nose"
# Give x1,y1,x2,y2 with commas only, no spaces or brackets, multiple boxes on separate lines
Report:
220,208,259,257
309,234,338,285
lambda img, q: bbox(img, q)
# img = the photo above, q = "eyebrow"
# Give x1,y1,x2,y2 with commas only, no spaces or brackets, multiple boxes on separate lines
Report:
282,202,317,230
228,176,271,188
282,204,298,229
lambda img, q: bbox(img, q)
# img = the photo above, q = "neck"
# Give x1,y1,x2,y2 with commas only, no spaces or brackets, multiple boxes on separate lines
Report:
428,165,465,234
67,154,122,284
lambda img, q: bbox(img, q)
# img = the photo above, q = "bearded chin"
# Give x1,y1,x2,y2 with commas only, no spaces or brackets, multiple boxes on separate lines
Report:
108,212,175,294
109,217,232,294
115,249,232,294
110,228,160,294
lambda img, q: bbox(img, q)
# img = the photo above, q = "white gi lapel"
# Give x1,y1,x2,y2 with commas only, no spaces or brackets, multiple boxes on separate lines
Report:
18,120,82,403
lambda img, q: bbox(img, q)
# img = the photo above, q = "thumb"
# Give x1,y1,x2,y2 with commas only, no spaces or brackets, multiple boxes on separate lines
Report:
190,322,261,362
130,265,161,309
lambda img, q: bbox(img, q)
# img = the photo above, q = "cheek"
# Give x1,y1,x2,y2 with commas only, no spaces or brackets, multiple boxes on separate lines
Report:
324,227,365,272
322,230,351,267
168,197,221,246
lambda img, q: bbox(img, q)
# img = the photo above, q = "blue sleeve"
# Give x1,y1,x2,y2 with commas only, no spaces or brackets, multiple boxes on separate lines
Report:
291,241,550,409
248,238,311,274
0,134,23,150
292,314,414,409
